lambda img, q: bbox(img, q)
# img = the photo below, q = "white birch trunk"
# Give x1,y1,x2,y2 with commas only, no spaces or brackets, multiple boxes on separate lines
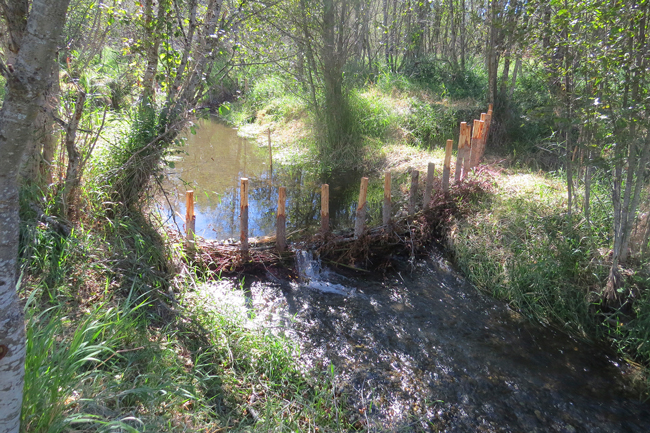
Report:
0,1,70,431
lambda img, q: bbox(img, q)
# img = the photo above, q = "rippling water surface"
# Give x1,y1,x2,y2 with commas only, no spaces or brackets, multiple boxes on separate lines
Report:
197,253,650,432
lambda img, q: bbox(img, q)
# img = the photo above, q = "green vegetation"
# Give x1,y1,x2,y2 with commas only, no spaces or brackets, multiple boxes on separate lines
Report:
19,195,350,432
4,1,650,431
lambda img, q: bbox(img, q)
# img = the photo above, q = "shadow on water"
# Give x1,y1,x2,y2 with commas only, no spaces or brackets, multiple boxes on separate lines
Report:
202,254,650,432
167,116,650,431
164,116,402,240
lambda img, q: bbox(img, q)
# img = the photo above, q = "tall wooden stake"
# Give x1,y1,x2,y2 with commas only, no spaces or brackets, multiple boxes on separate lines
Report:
240,178,249,253
455,122,470,183
478,113,488,164
185,190,195,254
442,139,453,191
354,177,369,238
383,171,391,225
408,170,419,215
482,112,492,158
321,184,330,233
277,186,286,252
468,119,484,170
423,163,435,209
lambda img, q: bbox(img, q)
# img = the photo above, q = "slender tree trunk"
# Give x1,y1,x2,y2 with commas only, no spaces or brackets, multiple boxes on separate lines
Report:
509,56,521,98
584,148,592,226
432,3,441,58
322,0,347,154
62,91,86,220
487,0,499,104
40,61,61,186
460,0,466,71
500,49,511,97
168,0,198,104
383,0,389,65
141,0,168,105
450,0,458,70
0,3,71,431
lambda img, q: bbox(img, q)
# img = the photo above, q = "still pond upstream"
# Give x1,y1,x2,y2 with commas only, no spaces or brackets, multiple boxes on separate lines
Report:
164,117,650,432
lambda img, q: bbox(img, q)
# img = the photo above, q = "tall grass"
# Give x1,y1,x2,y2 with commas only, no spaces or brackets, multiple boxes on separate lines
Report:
19,175,351,432
450,172,608,337
0,74,6,102
21,289,150,432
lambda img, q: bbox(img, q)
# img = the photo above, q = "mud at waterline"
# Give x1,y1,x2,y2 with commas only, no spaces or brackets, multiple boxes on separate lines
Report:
191,250,650,432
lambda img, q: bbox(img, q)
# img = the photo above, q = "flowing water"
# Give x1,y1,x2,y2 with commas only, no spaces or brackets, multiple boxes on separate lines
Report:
169,117,650,431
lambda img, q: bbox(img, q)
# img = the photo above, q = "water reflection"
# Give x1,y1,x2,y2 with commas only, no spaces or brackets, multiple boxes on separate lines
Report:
165,116,397,240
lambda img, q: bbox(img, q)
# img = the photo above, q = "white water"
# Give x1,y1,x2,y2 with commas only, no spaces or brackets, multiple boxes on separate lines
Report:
294,250,355,296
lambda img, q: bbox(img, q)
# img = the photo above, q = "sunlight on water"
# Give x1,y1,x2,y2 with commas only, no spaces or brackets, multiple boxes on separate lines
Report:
294,249,355,296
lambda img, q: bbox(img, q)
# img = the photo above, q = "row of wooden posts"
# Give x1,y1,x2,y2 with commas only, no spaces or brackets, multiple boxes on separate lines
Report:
184,105,493,254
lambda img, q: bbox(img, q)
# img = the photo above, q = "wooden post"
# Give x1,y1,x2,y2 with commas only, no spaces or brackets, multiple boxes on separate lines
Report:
383,171,391,225
321,184,330,233
354,177,369,238
478,113,488,164
488,103,493,113
185,190,195,254
423,163,435,209
482,112,492,159
455,122,470,182
268,129,273,174
277,186,286,252
442,139,453,191
468,119,484,169
240,178,249,253
408,170,419,215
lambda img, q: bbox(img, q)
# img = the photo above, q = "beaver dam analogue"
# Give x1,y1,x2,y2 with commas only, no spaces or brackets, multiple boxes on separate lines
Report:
162,114,650,431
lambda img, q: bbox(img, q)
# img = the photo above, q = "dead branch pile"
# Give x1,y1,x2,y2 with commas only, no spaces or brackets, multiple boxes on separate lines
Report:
313,178,492,271
173,178,492,276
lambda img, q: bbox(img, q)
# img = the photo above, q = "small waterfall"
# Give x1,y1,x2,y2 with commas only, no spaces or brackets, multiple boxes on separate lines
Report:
295,249,354,295
296,250,321,283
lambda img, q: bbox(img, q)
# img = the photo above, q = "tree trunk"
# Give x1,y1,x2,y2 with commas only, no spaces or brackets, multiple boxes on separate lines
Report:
40,61,61,186
450,0,458,70
62,91,86,220
487,0,499,104
168,0,198,104
383,0,389,65
2,0,59,186
141,0,168,105
0,3,71,431
509,56,521,98
322,0,348,156
460,0,466,71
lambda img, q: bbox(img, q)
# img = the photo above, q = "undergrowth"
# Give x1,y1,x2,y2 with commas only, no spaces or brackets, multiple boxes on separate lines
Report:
446,169,650,394
18,182,351,432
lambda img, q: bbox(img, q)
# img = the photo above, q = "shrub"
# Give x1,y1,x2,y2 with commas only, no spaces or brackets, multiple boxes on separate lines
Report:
407,101,482,149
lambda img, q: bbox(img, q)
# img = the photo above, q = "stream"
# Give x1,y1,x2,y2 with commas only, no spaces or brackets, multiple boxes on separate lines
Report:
167,117,650,431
